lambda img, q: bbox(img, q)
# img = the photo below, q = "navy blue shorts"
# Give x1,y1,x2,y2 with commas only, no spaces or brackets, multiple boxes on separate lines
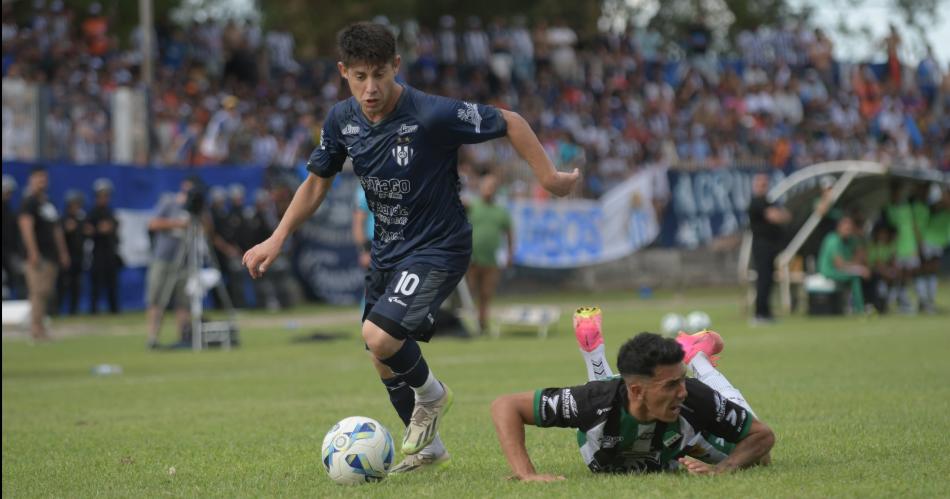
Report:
363,264,464,342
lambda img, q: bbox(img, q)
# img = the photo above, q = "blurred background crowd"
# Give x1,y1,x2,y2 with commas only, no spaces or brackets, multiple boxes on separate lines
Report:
3,1,948,198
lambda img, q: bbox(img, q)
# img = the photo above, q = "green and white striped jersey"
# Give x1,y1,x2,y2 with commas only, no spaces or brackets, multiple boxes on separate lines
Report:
533,377,752,473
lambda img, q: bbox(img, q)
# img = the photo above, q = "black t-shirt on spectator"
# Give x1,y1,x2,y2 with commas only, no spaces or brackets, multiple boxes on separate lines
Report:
748,195,784,253
62,211,86,264
20,194,59,261
87,205,119,259
2,199,21,257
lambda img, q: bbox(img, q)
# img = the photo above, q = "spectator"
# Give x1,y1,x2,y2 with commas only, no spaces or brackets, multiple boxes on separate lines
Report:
462,16,490,68
86,178,120,314
885,182,918,313
145,178,195,349
58,189,86,314
466,173,513,334
2,175,24,299
242,188,281,309
818,215,874,313
81,2,109,57
918,186,949,312
207,186,231,308
222,184,248,307
18,166,69,341
748,173,790,324
867,222,898,313
437,15,458,66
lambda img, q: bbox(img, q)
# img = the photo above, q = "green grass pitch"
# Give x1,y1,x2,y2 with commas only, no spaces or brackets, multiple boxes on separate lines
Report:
4,287,949,498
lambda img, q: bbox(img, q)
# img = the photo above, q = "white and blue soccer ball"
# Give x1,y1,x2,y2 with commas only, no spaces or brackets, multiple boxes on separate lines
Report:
660,313,685,336
322,416,394,485
686,310,711,333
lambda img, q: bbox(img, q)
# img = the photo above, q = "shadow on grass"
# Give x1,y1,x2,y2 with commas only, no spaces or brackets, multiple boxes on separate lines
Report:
290,331,352,343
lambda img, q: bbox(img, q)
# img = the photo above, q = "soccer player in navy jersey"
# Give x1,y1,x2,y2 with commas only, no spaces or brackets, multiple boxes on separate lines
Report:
243,22,579,473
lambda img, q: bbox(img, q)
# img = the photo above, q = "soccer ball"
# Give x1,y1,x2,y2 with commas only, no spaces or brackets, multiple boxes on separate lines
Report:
321,416,394,485
686,311,711,333
660,313,685,336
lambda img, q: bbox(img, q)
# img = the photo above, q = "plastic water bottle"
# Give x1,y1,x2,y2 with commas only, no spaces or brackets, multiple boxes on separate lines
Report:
91,364,123,376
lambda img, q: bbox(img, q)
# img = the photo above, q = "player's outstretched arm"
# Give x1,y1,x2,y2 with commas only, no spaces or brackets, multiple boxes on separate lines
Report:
490,392,566,482
679,419,775,475
243,174,333,279
500,109,579,197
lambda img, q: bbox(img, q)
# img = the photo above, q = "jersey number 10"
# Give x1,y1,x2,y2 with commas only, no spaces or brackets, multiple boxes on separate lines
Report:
394,271,420,295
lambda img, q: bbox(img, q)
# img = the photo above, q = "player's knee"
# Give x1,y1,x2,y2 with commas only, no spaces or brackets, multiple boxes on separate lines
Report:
361,322,399,357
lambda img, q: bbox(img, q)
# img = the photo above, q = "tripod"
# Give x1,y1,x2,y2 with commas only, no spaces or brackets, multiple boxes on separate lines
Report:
152,215,238,350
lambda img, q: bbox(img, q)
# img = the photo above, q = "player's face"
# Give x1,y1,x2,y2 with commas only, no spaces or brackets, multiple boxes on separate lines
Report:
339,57,402,120
641,363,688,423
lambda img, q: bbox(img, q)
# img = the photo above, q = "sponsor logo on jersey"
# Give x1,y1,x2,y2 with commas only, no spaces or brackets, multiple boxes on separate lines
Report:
456,102,482,133
600,435,623,448
388,296,407,307
562,389,578,418
546,394,560,415
342,124,360,135
596,407,612,415
391,145,414,167
726,409,738,426
397,123,418,135
426,313,435,325
662,431,682,448
713,393,726,422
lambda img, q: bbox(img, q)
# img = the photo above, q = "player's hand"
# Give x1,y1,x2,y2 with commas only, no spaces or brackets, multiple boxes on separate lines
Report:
59,252,71,269
358,251,371,269
543,168,580,197
678,457,718,475
243,236,282,279
512,473,566,482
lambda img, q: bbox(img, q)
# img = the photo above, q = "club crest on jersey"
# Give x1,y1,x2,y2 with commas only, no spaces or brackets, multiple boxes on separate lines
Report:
391,145,414,167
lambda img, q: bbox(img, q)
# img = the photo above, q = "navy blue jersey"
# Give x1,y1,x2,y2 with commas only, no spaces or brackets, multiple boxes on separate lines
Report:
307,85,508,272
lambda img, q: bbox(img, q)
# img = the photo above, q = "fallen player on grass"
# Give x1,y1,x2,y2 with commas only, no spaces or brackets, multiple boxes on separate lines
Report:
490,307,775,481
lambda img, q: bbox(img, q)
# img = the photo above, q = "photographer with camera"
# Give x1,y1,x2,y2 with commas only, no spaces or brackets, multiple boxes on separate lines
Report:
145,177,207,349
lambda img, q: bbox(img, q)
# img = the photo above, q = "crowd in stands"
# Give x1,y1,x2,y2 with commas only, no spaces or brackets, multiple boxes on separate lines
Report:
3,2,949,199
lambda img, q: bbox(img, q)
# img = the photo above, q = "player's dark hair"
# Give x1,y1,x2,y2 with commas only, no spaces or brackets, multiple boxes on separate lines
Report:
29,165,47,176
617,332,685,378
338,22,396,68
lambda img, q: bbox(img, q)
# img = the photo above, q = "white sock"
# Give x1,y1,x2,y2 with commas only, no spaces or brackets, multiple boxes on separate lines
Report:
915,277,930,305
690,352,756,418
420,433,446,457
414,371,446,404
582,344,614,381
887,286,898,306
898,286,912,309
